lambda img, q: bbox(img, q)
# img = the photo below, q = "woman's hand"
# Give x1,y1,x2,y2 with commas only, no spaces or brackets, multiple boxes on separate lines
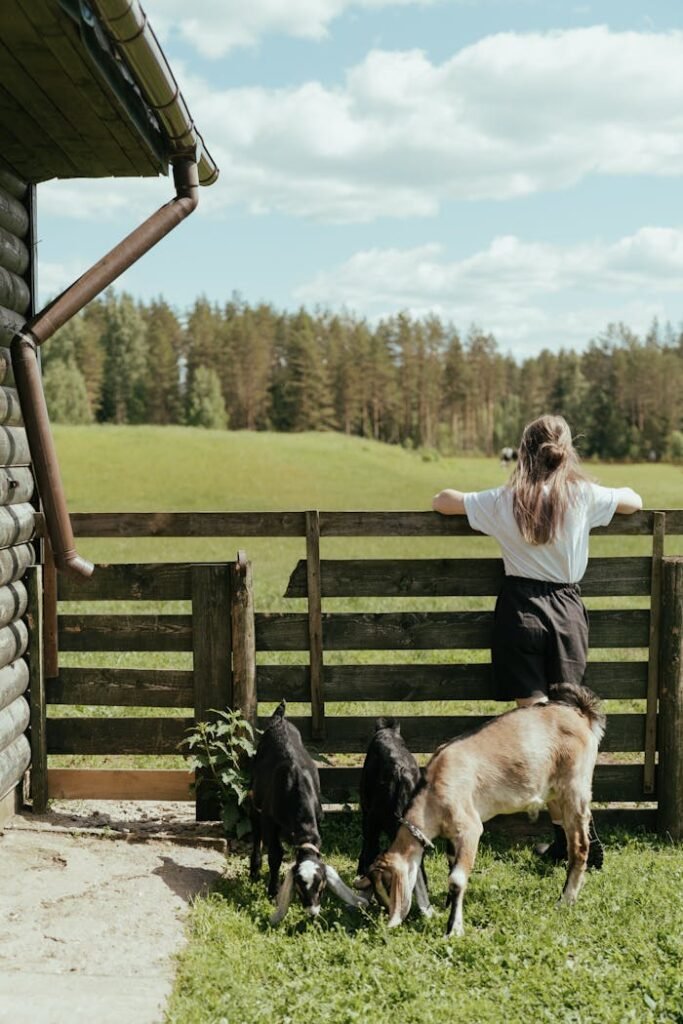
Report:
432,489,466,515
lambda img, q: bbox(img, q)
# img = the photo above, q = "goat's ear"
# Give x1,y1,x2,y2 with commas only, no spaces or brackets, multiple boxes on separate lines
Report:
270,866,295,925
325,865,369,908
388,865,411,927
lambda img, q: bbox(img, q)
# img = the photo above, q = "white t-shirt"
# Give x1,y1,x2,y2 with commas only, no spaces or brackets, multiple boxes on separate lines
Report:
463,482,618,583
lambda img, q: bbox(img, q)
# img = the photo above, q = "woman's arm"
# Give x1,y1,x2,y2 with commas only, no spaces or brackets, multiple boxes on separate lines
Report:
432,488,466,515
614,487,643,514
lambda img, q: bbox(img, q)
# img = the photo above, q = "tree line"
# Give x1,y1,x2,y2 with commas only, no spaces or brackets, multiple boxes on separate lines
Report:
42,290,683,461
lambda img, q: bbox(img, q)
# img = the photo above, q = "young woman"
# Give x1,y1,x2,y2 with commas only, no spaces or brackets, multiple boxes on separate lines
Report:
432,414,642,864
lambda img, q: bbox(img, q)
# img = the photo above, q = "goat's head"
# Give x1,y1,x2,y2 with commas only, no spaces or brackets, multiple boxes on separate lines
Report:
270,847,369,925
368,850,416,927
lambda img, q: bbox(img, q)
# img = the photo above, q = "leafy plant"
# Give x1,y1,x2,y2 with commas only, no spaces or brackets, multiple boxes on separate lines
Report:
181,708,258,840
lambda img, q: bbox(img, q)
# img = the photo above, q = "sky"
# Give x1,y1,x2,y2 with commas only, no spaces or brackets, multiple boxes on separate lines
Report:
37,0,683,361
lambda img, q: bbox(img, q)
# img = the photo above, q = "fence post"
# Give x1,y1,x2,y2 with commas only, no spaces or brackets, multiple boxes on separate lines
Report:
644,511,665,794
192,563,232,821
657,557,683,840
230,552,257,731
27,564,47,813
306,510,325,740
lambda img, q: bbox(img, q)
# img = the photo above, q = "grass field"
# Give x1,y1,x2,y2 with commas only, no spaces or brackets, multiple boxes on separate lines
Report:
50,426,683,1023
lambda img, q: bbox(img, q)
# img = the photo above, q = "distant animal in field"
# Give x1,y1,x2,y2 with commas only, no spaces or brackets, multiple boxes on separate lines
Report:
354,718,432,918
369,683,605,937
500,446,518,467
250,700,368,924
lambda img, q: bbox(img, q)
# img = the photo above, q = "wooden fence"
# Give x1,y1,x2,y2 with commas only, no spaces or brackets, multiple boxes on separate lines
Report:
32,509,683,839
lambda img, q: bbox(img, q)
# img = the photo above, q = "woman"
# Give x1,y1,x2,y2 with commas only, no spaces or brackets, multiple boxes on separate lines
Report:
432,414,642,863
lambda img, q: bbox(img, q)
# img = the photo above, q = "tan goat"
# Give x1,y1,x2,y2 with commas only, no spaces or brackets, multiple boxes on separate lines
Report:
369,683,605,937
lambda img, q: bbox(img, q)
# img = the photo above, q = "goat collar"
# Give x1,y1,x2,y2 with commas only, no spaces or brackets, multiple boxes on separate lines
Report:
397,816,435,852
297,842,321,856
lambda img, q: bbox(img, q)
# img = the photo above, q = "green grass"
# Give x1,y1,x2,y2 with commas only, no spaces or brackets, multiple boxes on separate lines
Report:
166,823,683,1024
49,427,683,1022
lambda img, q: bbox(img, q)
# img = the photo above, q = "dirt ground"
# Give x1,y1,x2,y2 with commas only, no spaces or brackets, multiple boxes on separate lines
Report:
0,801,228,1024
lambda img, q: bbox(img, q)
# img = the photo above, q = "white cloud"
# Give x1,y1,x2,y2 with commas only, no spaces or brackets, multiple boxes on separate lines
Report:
38,259,90,304
144,0,445,57
294,227,683,355
182,26,683,221
40,27,683,224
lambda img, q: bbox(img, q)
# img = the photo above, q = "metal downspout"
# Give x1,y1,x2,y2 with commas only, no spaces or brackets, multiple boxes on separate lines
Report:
11,158,199,579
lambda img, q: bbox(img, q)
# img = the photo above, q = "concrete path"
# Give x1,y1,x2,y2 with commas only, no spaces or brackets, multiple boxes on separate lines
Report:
0,803,227,1024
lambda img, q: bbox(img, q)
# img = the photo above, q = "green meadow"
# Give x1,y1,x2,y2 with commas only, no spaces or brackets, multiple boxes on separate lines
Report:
49,426,683,1023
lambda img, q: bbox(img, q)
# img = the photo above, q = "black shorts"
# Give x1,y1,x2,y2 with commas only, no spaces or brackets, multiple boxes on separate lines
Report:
492,575,589,702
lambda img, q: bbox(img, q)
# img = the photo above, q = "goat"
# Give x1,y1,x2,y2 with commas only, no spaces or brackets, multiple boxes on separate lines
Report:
250,700,367,924
354,718,432,918
369,683,605,937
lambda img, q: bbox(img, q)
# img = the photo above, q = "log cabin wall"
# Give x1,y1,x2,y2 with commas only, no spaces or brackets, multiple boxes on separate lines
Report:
0,162,36,825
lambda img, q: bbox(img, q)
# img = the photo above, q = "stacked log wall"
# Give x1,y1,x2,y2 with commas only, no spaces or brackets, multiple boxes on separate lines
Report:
0,163,35,822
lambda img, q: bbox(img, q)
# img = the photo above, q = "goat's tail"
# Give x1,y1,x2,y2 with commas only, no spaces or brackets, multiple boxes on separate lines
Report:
549,683,606,743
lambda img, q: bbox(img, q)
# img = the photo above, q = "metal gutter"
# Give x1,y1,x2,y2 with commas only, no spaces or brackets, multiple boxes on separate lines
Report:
89,0,219,186
11,159,199,579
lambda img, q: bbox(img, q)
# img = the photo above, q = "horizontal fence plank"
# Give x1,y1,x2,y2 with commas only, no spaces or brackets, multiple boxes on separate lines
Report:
485,808,656,836
47,668,194,707
255,714,644,753
71,511,307,538
68,509,683,538
58,563,194,602
285,557,653,598
46,717,192,755
47,768,193,801
255,609,650,651
256,661,648,703
58,615,193,652
316,763,652,804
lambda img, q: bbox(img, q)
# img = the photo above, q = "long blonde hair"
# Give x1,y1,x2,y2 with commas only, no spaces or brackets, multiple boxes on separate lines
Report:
510,415,588,545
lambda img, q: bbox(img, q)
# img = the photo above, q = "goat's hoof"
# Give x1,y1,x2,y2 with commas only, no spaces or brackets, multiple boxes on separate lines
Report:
420,905,435,919
445,924,464,939
353,875,372,890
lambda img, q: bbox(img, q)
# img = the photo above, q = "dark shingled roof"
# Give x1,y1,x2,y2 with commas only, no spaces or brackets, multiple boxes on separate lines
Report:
0,0,217,185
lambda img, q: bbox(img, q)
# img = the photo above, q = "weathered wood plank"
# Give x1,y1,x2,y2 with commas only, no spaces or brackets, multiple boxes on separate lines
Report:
657,557,683,839
644,512,665,793
43,541,58,679
316,763,652,804
0,426,30,466
0,503,34,548
47,769,193,802
58,563,194,602
0,657,28,711
0,267,30,317
231,557,256,729
255,714,645,753
0,581,26,628
0,617,28,669
0,304,25,346
255,661,648,703
27,566,47,811
46,717,191,755
58,614,193,652
0,466,34,505
46,668,194,707
254,609,650,651
68,509,683,538
0,543,35,587
0,162,26,200
0,183,28,237
0,223,29,277
306,511,325,739
0,694,29,750
70,511,308,538
0,348,12,385
285,557,653,598
0,733,29,801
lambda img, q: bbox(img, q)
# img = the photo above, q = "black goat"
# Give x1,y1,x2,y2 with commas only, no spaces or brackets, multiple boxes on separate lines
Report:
250,700,367,924
355,718,432,918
